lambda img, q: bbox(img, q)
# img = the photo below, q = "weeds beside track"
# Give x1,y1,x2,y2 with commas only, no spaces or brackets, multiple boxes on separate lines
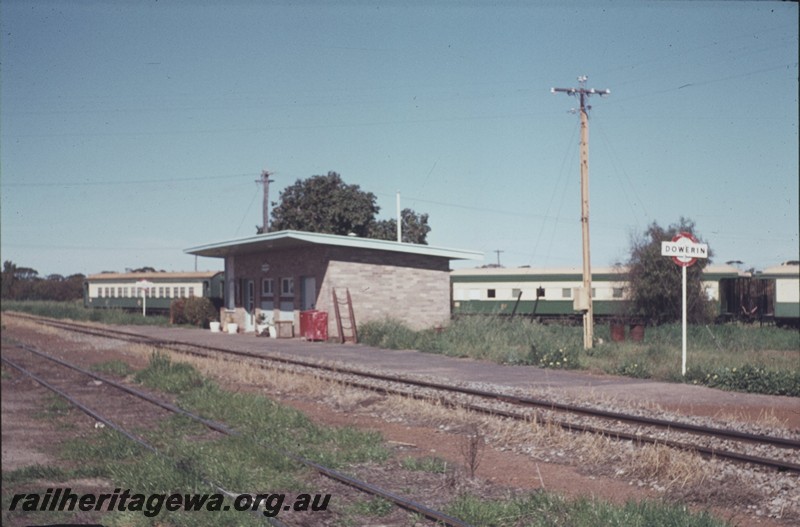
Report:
7,313,798,474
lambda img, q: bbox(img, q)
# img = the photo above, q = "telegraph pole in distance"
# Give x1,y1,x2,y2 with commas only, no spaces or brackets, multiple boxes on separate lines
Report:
494,250,504,267
551,76,610,350
256,170,274,233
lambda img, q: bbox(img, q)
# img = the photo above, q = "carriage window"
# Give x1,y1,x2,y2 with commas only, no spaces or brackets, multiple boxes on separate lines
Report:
613,288,624,298
511,288,521,298
536,287,546,298
487,289,496,298
562,288,571,298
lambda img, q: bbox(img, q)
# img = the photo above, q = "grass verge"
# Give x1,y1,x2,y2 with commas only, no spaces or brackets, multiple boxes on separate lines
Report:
2,300,170,326
360,317,799,395
446,492,729,527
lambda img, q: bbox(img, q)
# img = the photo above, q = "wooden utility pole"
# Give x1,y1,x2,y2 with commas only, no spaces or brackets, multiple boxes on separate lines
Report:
551,76,610,350
494,249,504,267
256,170,274,233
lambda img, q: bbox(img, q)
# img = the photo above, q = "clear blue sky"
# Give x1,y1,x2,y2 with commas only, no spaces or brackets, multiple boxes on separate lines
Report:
2,0,797,277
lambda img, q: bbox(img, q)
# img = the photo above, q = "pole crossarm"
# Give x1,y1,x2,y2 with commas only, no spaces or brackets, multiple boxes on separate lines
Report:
551,76,610,113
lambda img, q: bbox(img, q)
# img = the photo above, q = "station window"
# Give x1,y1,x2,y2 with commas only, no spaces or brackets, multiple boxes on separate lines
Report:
281,277,294,297
180,287,186,298
159,287,164,298
98,288,103,298
173,287,179,298
487,289,496,298
188,287,195,297
123,287,128,297
262,278,274,296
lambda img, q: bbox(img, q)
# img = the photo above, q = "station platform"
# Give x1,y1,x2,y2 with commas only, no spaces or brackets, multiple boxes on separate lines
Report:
119,324,799,428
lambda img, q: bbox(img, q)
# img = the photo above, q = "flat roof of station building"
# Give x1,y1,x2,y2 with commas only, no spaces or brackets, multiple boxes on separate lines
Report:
184,229,483,262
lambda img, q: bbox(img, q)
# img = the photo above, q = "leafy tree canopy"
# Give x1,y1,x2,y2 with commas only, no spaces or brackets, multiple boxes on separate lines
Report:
1,260,85,301
129,266,161,273
267,171,430,244
369,208,431,244
623,217,715,325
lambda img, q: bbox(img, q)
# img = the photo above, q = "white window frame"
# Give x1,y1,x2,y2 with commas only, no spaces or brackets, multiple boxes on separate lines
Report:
262,278,274,296
281,277,294,297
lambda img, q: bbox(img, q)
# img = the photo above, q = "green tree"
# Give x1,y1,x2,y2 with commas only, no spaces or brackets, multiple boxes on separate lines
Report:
369,208,431,244
1,261,39,300
623,218,715,325
2,261,84,301
269,172,379,237
268,172,430,244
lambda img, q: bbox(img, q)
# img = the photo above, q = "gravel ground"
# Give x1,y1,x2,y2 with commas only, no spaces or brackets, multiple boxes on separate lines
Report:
3,314,798,526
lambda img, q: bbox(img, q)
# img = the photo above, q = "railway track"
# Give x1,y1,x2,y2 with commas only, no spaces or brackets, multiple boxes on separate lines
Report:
6,313,800,475
1,337,473,527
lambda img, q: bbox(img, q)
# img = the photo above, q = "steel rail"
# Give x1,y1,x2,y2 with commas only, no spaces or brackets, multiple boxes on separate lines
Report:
8,314,800,462
3,338,474,527
0,353,290,527
52,316,799,448
13,334,800,473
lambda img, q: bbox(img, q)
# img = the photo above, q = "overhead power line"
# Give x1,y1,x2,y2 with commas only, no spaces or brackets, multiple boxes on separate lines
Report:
1,172,257,188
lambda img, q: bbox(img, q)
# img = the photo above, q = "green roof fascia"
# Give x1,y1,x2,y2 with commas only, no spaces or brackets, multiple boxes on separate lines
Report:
185,230,483,261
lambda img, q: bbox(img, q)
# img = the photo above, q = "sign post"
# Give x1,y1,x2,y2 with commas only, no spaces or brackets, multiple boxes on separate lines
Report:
135,280,155,317
661,233,709,375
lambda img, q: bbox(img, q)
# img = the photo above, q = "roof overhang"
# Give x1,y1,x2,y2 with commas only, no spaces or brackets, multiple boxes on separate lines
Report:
184,230,483,261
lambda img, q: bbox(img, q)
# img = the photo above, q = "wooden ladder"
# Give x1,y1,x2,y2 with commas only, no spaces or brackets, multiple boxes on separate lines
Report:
332,288,358,344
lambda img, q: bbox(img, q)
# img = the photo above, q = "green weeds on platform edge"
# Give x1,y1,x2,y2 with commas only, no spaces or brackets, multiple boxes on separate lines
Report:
359,317,799,396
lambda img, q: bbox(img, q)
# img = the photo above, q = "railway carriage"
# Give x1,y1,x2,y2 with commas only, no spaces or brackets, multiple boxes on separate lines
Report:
451,264,745,321
451,266,628,319
757,262,800,327
84,271,224,312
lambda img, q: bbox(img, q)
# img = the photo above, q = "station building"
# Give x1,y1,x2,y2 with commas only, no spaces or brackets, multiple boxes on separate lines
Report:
184,230,482,339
